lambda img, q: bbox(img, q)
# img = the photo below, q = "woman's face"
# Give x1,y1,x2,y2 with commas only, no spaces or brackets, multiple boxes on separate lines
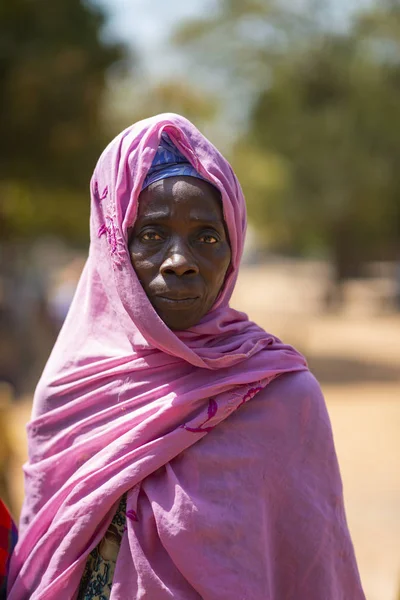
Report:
129,176,231,330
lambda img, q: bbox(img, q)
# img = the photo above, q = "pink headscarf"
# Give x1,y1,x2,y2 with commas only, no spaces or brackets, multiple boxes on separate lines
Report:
8,114,363,599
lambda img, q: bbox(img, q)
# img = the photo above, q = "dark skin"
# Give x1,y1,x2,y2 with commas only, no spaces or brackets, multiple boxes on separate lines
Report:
128,176,231,330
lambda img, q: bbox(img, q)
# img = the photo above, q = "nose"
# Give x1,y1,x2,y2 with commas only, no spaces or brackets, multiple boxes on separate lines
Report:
160,244,199,278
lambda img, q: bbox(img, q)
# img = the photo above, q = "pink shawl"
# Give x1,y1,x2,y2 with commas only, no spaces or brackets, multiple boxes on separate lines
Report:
8,114,364,599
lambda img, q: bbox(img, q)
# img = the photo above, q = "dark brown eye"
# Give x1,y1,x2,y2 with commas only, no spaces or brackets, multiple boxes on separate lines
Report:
141,231,163,241
199,233,218,244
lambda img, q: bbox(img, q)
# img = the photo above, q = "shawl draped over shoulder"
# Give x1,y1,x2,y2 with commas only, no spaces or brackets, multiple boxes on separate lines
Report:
8,114,365,599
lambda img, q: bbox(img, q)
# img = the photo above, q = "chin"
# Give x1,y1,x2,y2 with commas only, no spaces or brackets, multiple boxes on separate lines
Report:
154,301,210,331
160,310,202,331
166,317,198,331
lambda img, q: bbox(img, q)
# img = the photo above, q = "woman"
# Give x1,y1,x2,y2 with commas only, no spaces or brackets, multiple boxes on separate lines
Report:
8,114,365,599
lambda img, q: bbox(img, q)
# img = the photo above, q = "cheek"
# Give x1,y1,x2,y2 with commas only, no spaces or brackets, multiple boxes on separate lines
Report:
131,255,154,273
129,244,161,278
129,258,153,290
206,246,231,295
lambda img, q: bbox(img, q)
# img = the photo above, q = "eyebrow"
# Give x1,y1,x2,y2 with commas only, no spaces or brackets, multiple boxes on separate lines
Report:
137,212,224,225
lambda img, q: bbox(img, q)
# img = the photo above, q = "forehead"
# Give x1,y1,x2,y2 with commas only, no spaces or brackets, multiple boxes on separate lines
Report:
136,176,224,222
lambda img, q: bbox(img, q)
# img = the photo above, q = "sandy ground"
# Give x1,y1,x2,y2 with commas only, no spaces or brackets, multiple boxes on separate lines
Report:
327,383,399,600
3,264,400,599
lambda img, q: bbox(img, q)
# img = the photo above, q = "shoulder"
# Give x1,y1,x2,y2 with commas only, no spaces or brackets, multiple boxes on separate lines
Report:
256,369,327,420
244,369,335,457
265,368,322,396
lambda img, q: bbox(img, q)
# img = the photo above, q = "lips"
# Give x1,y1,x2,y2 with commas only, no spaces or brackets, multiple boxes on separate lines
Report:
155,289,200,300
154,294,200,310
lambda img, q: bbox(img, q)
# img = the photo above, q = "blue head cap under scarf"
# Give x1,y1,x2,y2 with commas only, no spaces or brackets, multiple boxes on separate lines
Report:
142,132,207,190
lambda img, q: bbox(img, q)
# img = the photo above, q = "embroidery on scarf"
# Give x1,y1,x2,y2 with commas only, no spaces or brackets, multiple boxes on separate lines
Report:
181,398,218,433
97,224,107,238
105,217,117,255
97,217,118,255
182,384,266,435
237,385,263,409
93,181,108,203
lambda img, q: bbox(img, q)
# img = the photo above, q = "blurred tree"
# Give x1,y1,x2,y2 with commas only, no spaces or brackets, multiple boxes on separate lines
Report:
174,0,400,302
0,0,125,242
248,27,400,284
0,0,126,396
105,77,219,140
173,0,326,104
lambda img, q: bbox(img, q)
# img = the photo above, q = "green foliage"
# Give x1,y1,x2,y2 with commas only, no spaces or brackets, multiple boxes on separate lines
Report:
174,0,400,277
248,26,400,269
0,181,89,242
0,0,125,242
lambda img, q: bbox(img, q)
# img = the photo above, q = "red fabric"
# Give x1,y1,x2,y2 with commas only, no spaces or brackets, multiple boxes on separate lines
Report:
0,499,18,594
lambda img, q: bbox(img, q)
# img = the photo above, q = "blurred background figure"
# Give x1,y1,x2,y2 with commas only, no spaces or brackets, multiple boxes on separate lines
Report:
0,0,399,598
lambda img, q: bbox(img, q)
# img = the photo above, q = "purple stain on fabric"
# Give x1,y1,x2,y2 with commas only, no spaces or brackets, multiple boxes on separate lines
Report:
126,510,138,523
207,398,218,420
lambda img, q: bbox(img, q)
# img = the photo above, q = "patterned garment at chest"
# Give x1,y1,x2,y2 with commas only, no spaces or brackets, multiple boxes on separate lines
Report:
77,495,126,600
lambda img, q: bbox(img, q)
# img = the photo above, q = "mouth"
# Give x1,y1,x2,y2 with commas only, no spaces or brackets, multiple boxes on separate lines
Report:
155,296,200,309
